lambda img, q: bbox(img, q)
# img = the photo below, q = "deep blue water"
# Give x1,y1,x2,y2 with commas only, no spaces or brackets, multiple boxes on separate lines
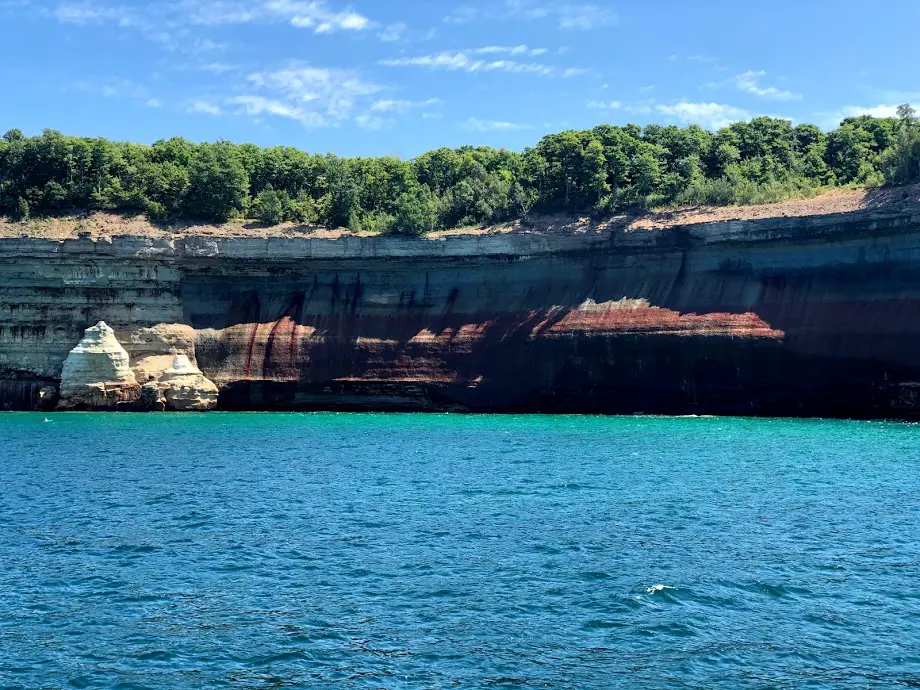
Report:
1,413,919,688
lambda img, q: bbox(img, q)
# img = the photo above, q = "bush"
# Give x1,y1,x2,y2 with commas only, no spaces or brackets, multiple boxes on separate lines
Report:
253,185,285,225
288,193,317,224
389,188,437,236
14,197,29,221
183,143,249,222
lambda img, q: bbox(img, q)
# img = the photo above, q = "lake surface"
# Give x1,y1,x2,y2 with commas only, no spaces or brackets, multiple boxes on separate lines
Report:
1,414,919,688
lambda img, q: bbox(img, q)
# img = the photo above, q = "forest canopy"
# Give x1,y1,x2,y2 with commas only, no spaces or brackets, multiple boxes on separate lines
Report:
1,106,918,235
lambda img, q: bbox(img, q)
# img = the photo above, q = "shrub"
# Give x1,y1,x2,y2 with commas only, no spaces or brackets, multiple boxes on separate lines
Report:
253,185,285,225
14,197,29,221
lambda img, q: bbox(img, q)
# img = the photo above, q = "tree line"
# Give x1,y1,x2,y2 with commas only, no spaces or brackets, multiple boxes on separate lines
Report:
1,106,918,235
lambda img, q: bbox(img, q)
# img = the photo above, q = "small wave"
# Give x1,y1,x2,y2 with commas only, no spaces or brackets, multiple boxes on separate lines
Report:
646,584,674,593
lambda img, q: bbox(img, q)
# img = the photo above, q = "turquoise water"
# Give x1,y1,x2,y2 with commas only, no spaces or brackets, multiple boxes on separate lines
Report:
1,414,919,688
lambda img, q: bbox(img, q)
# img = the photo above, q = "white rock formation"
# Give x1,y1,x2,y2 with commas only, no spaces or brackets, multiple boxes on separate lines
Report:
58,321,140,409
157,351,219,411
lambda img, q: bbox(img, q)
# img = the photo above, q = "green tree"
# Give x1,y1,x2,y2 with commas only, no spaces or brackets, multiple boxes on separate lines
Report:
318,155,360,228
390,186,437,235
253,184,285,225
184,142,249,222
14,197,29,221
2,128,24,143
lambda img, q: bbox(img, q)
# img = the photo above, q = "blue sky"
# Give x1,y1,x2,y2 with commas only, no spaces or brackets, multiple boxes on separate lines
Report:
1,0,918,157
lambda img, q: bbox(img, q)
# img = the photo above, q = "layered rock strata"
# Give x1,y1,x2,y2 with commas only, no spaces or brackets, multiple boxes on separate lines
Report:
57,321,139,410
3,201,920,417
156,352,219,411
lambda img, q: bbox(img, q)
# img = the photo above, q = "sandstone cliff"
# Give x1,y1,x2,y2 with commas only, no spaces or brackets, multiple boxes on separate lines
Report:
57,321,139,410
3,196,920,417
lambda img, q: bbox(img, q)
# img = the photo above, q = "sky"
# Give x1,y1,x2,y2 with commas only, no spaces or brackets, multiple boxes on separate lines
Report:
1,0,919,158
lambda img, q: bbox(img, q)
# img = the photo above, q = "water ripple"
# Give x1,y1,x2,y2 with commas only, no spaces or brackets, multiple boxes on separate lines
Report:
1,412,919,688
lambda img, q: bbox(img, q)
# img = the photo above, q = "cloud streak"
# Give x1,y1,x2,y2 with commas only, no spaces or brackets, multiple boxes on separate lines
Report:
656,101,752,129
50,0,376,35
380,49,586,78
462,117,530,132
710,70,801,102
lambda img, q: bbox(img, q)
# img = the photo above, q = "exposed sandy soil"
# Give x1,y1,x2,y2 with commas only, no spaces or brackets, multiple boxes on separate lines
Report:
2,184,918,241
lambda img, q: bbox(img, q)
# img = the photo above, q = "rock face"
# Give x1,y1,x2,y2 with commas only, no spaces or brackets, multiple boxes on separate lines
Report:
157,352,218,411
57,322,140,410
4,200,920,417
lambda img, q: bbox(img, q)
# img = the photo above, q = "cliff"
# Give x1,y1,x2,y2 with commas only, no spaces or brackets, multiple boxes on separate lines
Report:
3,193,920,417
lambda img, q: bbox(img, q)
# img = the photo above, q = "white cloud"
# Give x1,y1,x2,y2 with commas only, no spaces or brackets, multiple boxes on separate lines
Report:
188,100,222,116
462,117,529,132
380,50,586,78
557,3,616,30
817,103,919,129
198,62,239,74
191,38,227,53
443,1,614,30
186,0,371,32
49,0,376,38
378,22,406,42
73,77,157,106
587,100,622,110
370,98,439,113
52,1,134,25
353,98,441,130
715,70,801,102
505,0,549,19
227,63,382,126
587,99,655,116
656,101,751,129
472,45,546,56
355,113,391,130
442,6,478,24
228,95,323,126
839,104,906,119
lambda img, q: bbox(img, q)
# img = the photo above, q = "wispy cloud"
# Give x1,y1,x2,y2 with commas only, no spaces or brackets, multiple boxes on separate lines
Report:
370,98,440,113
186,0,371,33
378,22,407,42
506,0,616,29
587,99,654,115
52,1,134,25
188,100,222,116
197,62,239,74
354,113,391,130
816,103,919,129
245,63,381,122
380,49,585,78
442,6,478,24
442,1,615,30
710,70,801,102
72,76,162,107
462,117,530,132
587,100,622,110
228,95,325,126
352,99,440,130
49,0,376,37
656,101,752,129
186,62,383,128
557,3,616,30
471,44,547,57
